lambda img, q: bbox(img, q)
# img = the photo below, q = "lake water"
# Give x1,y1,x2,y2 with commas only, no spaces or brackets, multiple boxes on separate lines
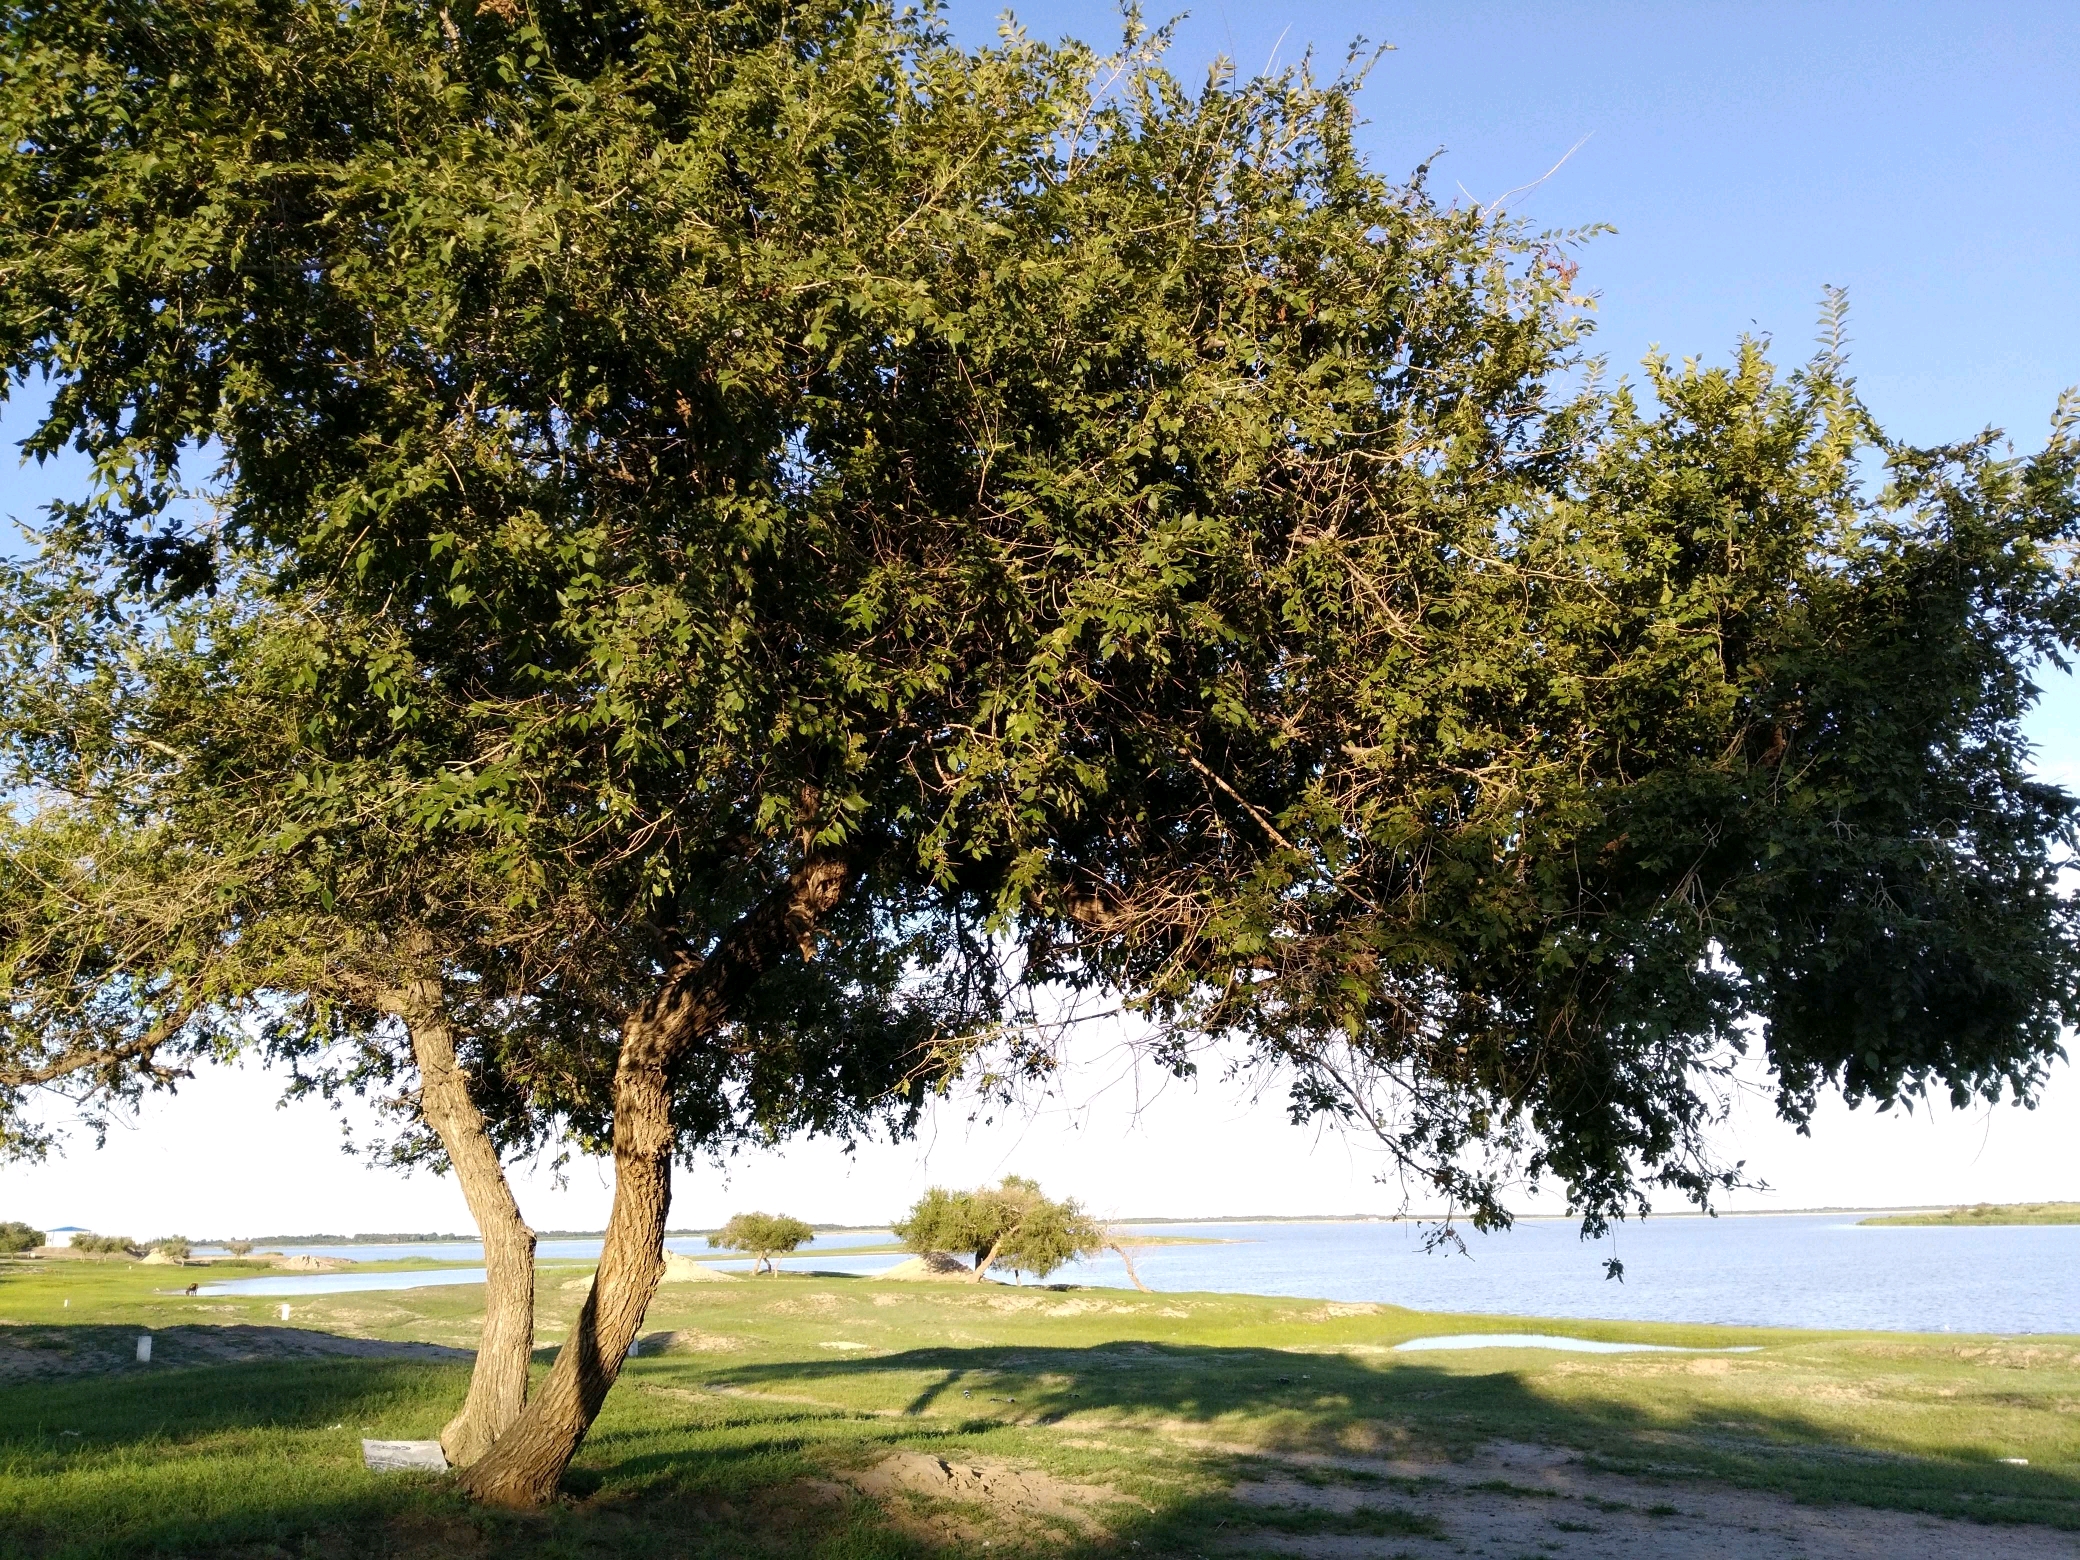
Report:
193,1214,2080,1334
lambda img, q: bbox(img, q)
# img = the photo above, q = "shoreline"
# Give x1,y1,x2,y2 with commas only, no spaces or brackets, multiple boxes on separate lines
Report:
191,1205,1993,1248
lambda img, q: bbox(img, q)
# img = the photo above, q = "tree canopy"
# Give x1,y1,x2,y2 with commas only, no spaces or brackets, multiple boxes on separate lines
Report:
2,0,2076,1504
710,1212,814,1274
895,1176,1103,1281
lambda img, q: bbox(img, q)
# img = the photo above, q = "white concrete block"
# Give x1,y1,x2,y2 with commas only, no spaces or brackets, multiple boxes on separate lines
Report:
361,1440,449,1473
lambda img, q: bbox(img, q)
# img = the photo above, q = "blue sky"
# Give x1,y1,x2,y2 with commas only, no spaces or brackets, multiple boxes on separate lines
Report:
5,1,2078,1237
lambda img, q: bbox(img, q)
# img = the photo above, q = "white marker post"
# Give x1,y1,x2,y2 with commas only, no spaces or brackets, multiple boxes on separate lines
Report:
278,1303,292,1321
135,1334,152,1363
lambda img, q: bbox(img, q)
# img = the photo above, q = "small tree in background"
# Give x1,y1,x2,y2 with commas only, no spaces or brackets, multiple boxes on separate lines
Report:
226,1241,255,1258
997,1193,1105,1284
0,1220,42,1252
150,1236,192,1262
708,1214,814,1276
895,1178,1102,1283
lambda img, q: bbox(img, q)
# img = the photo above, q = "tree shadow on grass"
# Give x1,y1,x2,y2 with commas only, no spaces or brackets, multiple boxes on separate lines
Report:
685,1340,2080,1538
4,1336,2078,1559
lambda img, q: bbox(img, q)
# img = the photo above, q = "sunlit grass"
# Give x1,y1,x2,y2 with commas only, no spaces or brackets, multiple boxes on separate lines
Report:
3,1255,2076,1557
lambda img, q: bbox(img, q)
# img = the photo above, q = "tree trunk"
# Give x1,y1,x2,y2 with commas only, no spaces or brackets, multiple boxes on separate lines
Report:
1109,1241,1153,1294
383,977,537,1468
454,855,853,1507
456,1013,673,1505
974,1234,1006,1282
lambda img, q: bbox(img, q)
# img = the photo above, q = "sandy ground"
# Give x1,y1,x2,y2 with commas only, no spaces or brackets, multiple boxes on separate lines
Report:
1223,1440,2079,1560
0,1323,467,1383
817,1438,2079,1558
828,1451,1116,1548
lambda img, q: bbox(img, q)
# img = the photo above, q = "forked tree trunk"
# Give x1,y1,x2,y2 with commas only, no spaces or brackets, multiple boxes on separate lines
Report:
457,1012,674,1504
455,856,852,1507
386,978,538,1467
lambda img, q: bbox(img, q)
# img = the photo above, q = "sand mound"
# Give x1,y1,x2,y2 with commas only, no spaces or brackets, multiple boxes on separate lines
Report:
139,1250,183,1266
878,1252,977,1282
273,1254,351,1272
661,1251,739,1282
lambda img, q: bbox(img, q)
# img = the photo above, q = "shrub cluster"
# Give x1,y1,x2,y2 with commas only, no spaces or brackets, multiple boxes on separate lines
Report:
70,1233,141,1256
0,1220,44,1252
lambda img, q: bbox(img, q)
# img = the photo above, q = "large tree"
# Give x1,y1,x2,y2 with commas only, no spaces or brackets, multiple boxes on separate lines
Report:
4,0,2075,1507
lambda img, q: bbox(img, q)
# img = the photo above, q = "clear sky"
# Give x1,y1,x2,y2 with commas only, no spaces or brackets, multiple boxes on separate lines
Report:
4,1,2077,1242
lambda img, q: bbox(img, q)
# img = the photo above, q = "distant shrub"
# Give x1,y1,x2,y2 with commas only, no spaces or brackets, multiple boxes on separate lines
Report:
151,1236,193,1261
0,1221,44,1253
226,1240,255,1257
72,1233,141,1256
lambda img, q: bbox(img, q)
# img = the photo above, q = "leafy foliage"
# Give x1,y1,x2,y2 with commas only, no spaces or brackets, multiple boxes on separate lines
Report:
709,1212,814,1274
69,1234,140,1256
0,1220,43,1252
895,1176,1103,1279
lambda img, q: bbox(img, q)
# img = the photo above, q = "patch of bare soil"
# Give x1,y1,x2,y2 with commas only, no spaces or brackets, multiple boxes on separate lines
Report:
637,1328,744,1354
0,1324,468,1383
843,1451,1117,1548
766,1291,844,1315
1227,1440,2079,1560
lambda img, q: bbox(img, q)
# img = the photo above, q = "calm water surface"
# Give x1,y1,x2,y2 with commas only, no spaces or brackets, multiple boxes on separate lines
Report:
195,1215,2080,1333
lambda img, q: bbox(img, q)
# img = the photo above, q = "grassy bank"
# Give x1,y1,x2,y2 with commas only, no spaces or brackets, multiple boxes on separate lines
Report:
1860,1202,2080,1227
3,1256,2076,1557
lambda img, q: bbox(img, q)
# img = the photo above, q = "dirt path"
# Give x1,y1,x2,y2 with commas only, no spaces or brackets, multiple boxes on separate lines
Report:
0,1323,468,1383
1229,1440,2079,1559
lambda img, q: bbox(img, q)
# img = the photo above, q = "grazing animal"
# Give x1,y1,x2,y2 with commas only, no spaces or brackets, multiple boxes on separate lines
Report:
184,1283,199,1296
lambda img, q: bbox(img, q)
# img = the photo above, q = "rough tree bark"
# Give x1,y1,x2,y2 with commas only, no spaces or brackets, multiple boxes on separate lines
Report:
378,975,538,1468
458,858,851,1507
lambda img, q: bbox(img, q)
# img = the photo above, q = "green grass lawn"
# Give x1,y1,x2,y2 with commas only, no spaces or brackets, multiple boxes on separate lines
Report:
3,1255,2076,1557
1861,1202,2080,1226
